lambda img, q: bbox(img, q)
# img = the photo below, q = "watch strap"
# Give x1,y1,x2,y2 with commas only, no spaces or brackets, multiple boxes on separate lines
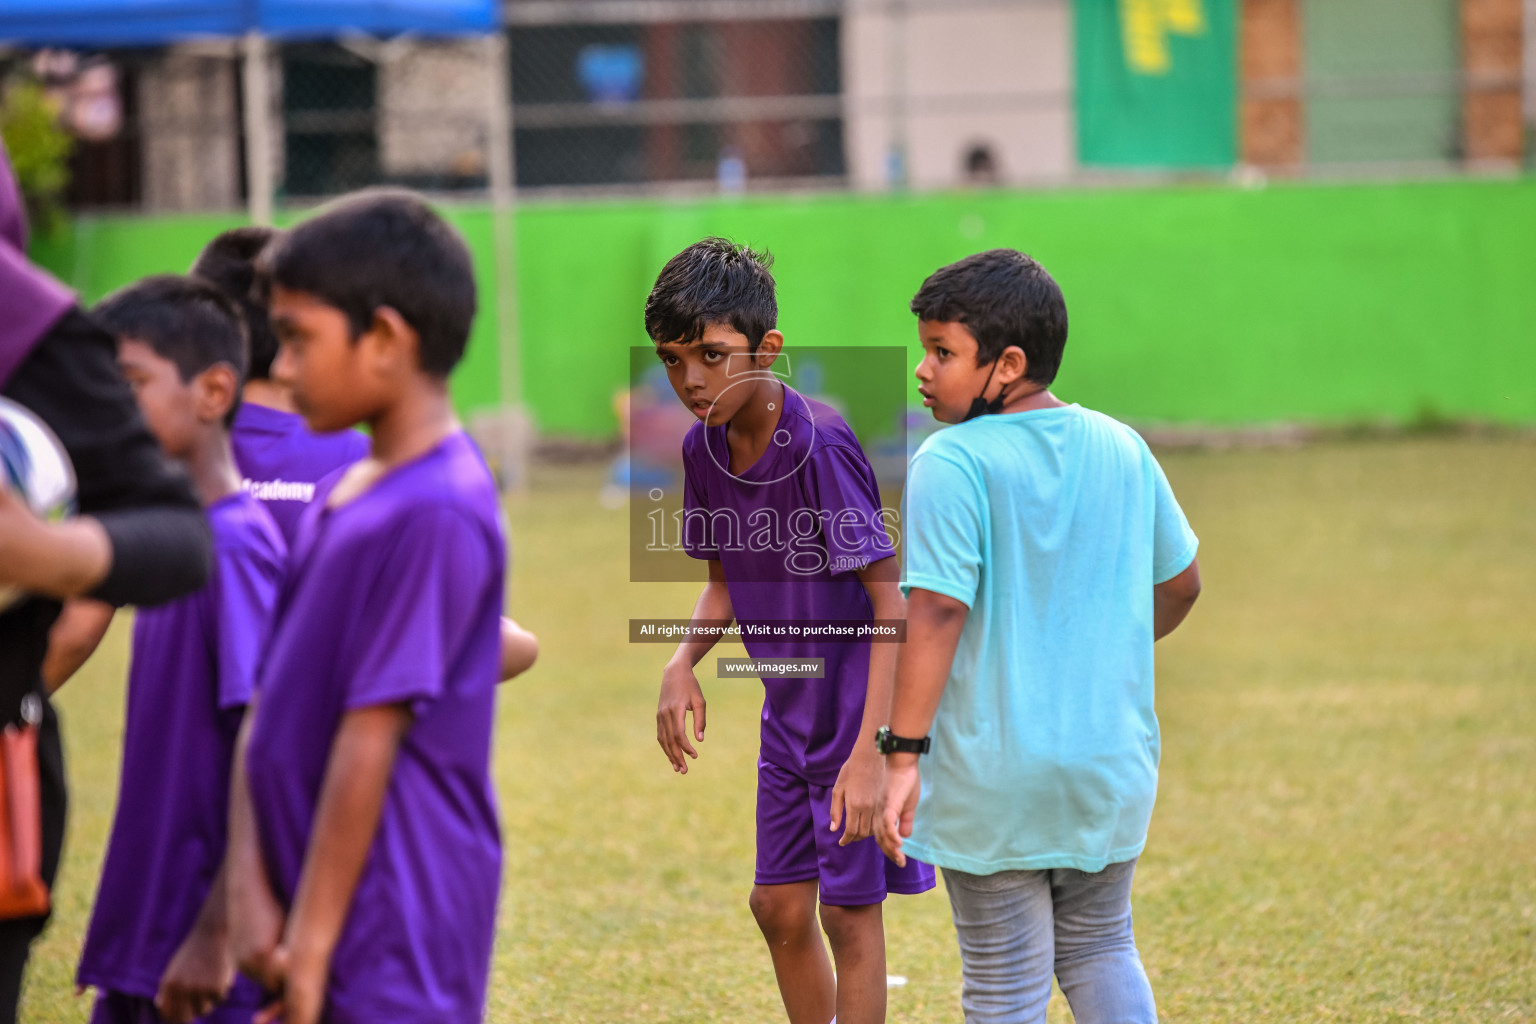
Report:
876,726,931,755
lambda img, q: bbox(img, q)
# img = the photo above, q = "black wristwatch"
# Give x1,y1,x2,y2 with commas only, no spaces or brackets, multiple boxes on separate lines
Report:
875,726,930,755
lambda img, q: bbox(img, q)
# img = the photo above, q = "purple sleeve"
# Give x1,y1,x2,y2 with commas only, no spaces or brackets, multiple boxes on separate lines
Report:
808,443,895,571
340,507,493,714
214,537,284,711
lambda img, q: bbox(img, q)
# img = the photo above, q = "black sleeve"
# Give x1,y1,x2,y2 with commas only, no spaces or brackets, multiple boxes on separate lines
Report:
1,308,211,606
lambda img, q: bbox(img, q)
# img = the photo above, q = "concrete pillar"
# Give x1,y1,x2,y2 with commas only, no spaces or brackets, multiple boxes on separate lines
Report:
242,32,274,225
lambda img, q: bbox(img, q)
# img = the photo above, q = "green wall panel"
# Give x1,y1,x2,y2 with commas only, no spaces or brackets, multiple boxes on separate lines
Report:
513,180,1536,435
30,178,1536,438
27,206,502,420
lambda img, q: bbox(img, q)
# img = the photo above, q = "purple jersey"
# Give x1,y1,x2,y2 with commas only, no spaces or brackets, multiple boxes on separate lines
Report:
231,402,369,543
0,145,74,386
245,432,504,1024
682,385,895,785
78,492,284,1006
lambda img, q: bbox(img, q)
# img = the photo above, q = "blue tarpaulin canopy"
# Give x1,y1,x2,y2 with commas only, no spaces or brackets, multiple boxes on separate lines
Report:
0,0,497,47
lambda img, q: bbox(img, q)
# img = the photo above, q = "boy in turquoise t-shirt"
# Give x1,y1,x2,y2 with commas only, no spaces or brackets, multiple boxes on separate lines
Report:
875,250,1202,1024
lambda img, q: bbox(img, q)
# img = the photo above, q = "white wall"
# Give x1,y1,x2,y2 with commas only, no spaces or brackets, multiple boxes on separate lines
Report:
842,0,1075,190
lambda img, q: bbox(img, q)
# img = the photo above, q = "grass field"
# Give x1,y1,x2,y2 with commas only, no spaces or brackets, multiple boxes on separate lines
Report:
20,436,1536,1023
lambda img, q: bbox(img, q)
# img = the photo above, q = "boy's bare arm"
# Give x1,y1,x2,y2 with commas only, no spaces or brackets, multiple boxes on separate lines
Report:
227,705,286,988
832,555,904,845
498,616,539,682
41,599,115,693
0,488,112,598
888,588,967,742
156,856,235,1023
258,703,410,1024
657,558,732,775
1154,557,1201,640
876,587,968,867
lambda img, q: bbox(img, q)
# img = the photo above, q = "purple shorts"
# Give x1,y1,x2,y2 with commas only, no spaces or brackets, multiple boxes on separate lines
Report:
90,989,262,1024
755,758,936,906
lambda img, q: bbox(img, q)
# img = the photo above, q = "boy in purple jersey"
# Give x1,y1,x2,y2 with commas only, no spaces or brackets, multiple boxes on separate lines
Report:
195,229,537,680
191,228,369,543
224,190,505,1024
648,239,934,1024
72,276,285,1024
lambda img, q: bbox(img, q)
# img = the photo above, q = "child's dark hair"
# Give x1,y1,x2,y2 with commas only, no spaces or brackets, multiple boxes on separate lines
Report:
910,249,1068,386
192,226,279,381
644,237,777,350
94,274,247,426
258,188,476,378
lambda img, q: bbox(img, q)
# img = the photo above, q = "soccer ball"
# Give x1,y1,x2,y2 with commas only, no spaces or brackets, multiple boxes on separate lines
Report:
0,396,77,613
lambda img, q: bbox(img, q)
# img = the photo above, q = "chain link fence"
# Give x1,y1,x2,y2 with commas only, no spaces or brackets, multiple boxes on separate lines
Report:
282,38,497,198
1,0,1530,211
508,5,845,192
1,37,500,210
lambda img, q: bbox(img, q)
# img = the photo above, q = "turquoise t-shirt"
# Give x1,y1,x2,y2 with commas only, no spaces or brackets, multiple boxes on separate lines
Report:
900,404,1198,875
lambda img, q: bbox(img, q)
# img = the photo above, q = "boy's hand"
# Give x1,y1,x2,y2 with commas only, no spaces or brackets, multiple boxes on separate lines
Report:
498,616,539,682
830,745,884,846
0,485,37,557
0,489,111,598
254,943,329,1024
656,660,706,774
876,757,922,867
231,872,286,991
155,922,234,1024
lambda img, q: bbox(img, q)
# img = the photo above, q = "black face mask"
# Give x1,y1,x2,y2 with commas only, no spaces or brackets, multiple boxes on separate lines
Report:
961,359,1009,422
